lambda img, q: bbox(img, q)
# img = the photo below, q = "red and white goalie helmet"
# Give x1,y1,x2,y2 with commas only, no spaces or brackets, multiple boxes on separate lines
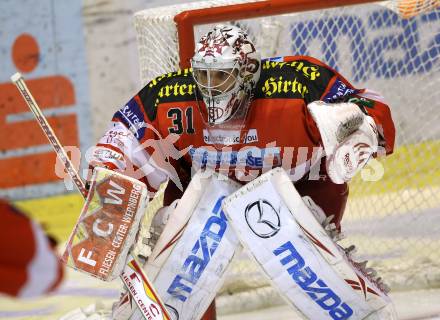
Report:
191,24,261,125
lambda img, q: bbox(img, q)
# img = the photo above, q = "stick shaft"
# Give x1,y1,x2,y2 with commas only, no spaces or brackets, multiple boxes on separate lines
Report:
10,73,88,198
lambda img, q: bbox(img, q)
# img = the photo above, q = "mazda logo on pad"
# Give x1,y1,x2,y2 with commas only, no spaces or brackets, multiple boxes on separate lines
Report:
244,199,281,238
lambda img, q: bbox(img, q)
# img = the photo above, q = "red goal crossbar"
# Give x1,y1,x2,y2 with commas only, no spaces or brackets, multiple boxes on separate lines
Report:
174,0,382,69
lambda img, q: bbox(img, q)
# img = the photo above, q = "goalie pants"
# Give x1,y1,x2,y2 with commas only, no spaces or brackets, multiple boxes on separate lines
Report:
295,178,348,230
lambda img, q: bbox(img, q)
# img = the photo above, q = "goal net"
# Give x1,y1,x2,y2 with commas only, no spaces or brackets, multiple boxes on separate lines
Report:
134,0,440,314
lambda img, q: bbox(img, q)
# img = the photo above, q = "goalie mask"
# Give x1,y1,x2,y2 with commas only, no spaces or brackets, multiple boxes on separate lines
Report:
191,25,261,126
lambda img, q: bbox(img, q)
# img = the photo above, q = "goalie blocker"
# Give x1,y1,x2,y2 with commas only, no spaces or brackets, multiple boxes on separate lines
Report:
223,168,397,320
62,167,149,281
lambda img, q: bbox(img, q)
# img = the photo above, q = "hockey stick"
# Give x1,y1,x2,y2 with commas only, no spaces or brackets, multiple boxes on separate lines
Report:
10,72,170,320
10,73,88,198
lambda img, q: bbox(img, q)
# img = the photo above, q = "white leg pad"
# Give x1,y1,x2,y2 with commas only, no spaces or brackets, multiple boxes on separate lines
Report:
130,169,241,320
223,168,396,320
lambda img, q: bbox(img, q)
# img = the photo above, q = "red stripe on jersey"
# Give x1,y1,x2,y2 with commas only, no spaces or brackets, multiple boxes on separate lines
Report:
96,143,125,157
0,200,34,296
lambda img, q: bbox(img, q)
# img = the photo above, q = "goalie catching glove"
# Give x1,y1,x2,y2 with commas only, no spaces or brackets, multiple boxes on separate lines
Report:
307,101,379,184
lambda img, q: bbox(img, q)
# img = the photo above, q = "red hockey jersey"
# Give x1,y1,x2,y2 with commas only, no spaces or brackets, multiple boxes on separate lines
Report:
90,56,395,227
0,199,64,298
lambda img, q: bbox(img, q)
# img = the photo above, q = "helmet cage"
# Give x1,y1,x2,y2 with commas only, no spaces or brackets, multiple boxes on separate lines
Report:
191,58,247,124
195,69,236,97
192,61,241,99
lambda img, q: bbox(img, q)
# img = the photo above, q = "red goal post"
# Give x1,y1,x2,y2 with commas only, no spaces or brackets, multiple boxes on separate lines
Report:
174,0,384,69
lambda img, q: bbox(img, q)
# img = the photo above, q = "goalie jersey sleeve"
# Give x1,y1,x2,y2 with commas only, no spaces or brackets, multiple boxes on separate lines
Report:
256,56,396,228
88,70,198,194
280,56,395,155
90,56,396,205
0,199,64,298
89,87,170,191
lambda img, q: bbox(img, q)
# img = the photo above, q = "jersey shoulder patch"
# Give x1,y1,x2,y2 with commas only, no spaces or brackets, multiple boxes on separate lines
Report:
255,56,335,102
138,69,197,121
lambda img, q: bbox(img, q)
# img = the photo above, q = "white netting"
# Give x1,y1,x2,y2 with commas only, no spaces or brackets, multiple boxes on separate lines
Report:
134,0,261,85
134,0,440,314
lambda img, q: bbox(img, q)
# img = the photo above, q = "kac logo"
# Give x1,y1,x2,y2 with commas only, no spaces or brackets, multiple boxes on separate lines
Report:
245,199,281,238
